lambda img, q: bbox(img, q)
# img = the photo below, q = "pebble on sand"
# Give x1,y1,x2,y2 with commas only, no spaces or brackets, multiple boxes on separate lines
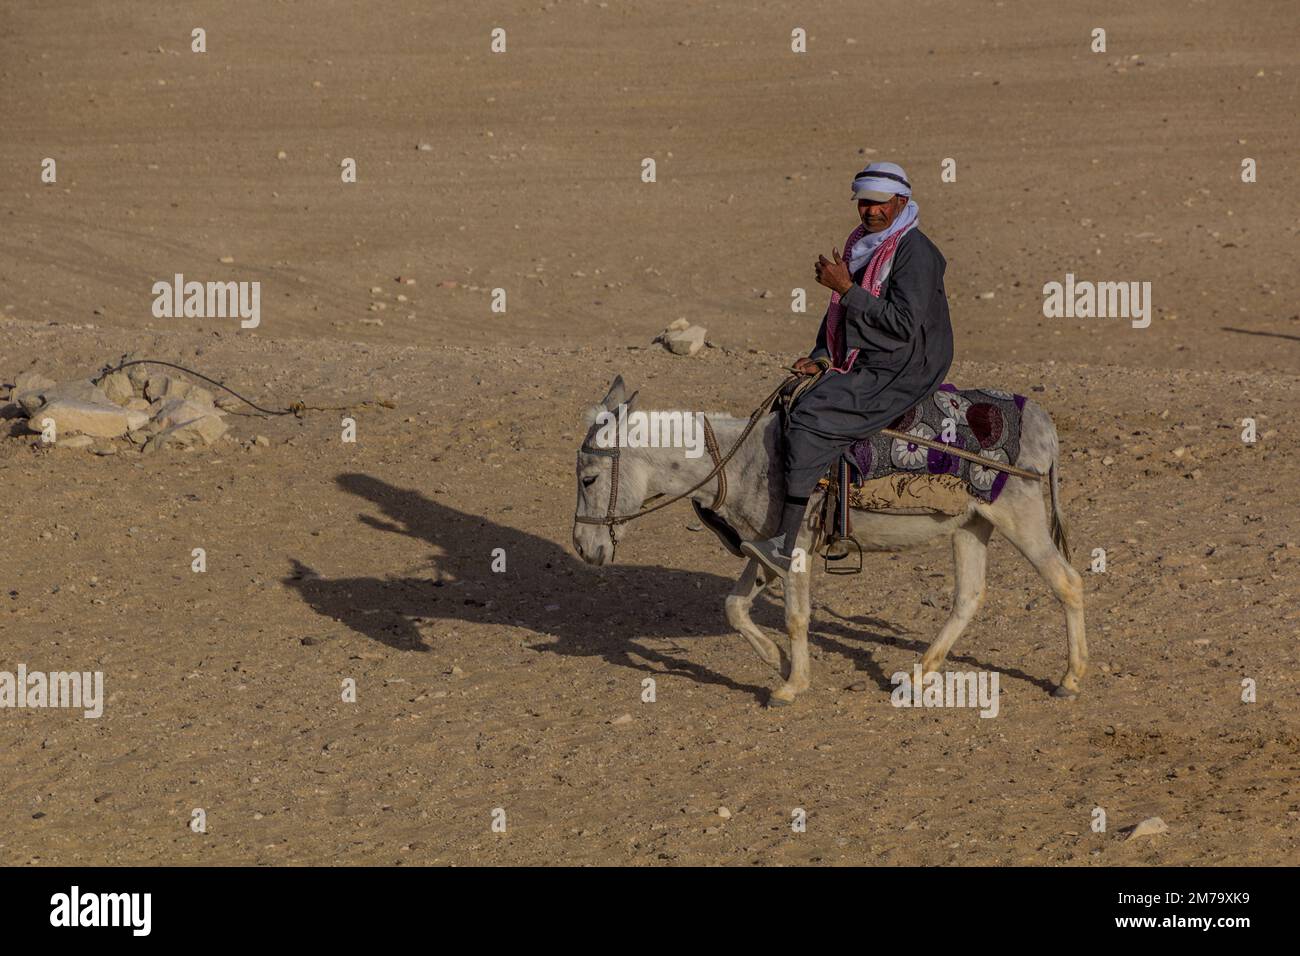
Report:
658,322,707,356
55,435,96,450
1124,816,1169,840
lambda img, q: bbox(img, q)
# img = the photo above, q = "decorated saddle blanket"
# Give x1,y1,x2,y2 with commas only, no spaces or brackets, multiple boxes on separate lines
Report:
834,385,1028,507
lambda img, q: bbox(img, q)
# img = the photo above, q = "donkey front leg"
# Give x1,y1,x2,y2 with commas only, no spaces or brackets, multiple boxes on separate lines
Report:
725,559,783,673
768,529,815,707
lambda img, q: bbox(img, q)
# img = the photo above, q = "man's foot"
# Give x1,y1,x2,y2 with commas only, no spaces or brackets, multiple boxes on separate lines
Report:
823,537,851,561
740,535,794,579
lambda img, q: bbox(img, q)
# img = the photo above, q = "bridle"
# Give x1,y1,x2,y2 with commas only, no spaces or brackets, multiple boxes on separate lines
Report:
574,381,790,533
574,415,732,533
572,372,1045,539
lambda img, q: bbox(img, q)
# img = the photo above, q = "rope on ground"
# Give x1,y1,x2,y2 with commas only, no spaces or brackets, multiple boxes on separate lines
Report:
93,357,396,418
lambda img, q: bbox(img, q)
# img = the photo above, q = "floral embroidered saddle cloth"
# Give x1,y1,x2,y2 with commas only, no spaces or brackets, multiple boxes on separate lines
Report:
842,385,1028,505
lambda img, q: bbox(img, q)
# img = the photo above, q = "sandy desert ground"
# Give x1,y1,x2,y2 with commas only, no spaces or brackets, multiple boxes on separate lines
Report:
0,0,1297,865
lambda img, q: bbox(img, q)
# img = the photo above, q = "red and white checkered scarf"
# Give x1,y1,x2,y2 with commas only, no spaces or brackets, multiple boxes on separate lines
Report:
824,209,918,372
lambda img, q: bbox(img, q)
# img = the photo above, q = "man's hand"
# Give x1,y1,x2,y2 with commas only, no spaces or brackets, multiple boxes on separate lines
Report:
815,248,852,295
792,357,822,376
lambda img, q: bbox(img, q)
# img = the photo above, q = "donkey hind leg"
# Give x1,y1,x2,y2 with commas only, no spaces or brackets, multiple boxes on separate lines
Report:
725,559,783,673
768,519,815,708
920,515,994,676
983,487,1087,697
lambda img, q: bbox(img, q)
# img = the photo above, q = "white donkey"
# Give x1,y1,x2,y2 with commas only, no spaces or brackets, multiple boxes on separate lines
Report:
572,376,1086,707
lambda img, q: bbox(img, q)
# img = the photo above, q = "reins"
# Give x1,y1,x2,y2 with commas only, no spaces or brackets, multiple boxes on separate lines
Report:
574,373,1043,531
573,378,790,529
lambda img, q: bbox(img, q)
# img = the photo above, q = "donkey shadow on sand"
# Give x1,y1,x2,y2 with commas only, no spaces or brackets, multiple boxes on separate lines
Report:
285,472,1056,707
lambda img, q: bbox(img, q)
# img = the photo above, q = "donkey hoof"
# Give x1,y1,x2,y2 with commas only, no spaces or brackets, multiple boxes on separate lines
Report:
1052,683,1079,699
766,691,794,708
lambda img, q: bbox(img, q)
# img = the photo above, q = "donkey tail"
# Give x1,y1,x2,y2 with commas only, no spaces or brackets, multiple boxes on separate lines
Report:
1048,460,1071,562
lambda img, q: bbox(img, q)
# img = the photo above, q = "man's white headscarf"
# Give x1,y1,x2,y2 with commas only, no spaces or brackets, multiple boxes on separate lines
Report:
846,162,919,273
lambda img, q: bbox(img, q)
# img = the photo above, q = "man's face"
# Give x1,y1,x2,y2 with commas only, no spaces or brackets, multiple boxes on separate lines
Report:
857,194,908,233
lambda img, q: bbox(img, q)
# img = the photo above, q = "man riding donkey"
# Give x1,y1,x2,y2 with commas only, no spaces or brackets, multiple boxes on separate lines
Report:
741,161,955,577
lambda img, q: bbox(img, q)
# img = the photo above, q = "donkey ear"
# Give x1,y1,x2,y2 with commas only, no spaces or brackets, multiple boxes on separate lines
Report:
623,389,640,413
599,375,627,411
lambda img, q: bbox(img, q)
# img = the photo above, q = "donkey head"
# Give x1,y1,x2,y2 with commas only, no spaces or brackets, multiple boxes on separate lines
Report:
572,375,643,565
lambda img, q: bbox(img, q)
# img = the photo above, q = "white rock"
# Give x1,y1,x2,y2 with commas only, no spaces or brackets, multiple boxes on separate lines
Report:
24,400,132,438
100,371,134,406
663,325,707,356
144,411,227,451
179,383,214,407
127,364,151,390
55,435,95,450
152,399,212,430
147,397,228,445
1125,816,1169,840
171,413,227,445
665,317,690,332
144,375,174,402
17,379,111,417
12,372,55,406
188,385,215,408
146,375,215,407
